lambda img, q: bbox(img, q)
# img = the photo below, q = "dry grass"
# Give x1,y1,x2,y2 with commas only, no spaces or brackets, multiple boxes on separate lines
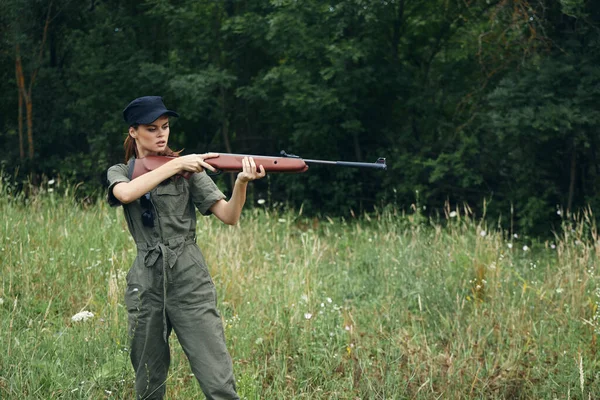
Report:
0,184,598,399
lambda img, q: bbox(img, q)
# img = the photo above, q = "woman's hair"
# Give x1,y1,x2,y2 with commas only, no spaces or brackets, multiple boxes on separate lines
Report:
123,123,182,163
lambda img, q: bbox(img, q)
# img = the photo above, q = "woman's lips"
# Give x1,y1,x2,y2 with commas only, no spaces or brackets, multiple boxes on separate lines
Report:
157,141,166,146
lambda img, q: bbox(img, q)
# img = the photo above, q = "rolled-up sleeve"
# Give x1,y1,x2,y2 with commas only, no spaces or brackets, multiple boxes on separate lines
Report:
106,164,130,207
189,172,226,215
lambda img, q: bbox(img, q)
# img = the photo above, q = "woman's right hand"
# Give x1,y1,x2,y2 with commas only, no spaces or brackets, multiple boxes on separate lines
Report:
175,153,220,173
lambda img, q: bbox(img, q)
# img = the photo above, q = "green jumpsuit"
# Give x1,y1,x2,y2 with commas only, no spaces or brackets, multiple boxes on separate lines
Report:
107,163,239,400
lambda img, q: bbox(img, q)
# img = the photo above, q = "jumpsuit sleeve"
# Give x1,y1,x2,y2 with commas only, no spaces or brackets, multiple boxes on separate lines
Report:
106,164,130,207
189,171,226,215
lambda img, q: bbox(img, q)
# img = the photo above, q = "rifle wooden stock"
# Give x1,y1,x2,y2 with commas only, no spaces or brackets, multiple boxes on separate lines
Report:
131,156,193,180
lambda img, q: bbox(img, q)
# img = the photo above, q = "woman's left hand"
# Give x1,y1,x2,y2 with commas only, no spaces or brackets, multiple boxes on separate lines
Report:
237,157,267,183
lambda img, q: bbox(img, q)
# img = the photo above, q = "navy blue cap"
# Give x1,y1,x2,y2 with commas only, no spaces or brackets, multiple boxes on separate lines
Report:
123,96,179,125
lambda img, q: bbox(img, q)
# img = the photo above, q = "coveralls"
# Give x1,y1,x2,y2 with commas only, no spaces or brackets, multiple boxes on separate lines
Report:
107,163,239,400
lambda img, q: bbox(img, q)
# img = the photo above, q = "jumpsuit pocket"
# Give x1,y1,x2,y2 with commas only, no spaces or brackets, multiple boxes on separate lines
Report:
172,246,217,307
125,284,143,313
154,180,187,216
125,256,145,314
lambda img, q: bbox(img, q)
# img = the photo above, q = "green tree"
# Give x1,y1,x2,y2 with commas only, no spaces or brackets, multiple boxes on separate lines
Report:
483,0,600,233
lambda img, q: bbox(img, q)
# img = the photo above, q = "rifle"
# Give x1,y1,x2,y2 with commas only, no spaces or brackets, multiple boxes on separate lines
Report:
130,151,387,180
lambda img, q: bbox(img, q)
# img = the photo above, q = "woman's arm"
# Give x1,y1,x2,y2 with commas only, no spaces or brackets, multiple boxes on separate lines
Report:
113,153,219,204
210,157,266,225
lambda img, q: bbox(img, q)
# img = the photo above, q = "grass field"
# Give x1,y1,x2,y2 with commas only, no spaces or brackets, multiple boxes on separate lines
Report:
0,183,599,399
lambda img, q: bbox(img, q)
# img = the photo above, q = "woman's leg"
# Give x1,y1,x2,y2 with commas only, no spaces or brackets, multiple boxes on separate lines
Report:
167,248,238,400
171,302,238,400
126,263,172,399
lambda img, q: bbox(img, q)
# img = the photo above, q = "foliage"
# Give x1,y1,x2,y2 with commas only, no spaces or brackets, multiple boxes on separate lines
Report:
0,0,599,234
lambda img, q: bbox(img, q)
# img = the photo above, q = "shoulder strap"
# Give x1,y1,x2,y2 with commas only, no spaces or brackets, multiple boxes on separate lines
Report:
127,158,135,180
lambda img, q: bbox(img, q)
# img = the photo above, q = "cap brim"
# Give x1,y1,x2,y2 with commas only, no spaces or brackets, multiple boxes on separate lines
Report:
137,110,179,124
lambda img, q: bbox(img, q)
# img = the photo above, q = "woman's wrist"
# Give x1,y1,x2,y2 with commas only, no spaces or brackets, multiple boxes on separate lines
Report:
169,157,183,174
235,176,249,185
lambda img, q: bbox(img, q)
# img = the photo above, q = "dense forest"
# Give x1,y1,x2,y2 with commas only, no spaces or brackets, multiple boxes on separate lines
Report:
1,0,599,235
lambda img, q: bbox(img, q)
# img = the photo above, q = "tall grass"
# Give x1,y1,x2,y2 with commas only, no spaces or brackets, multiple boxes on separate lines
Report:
0,182,598,399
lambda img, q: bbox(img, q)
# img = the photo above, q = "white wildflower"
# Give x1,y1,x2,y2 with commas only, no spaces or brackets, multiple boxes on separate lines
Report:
480,230,487,237
71,311,94,322
48,188,54,193
278,218,286,223
556,288,564,294
326,297,332,303
557,210,562,216
304,313,312,320
551,244,556,249
257,199,266,205
48,179,55,185
0,298,4,305
301,294,308,303
449,211,457,218
522,245,529,251
507,243,513,249
513,233,519,238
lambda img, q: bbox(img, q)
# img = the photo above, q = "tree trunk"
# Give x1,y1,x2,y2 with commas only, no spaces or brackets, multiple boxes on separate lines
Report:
13,2,52,168
16,56,24,161
26,100,34,160
15,45,36,162
391,0,405,62
567,143,576,214
353,131,362,161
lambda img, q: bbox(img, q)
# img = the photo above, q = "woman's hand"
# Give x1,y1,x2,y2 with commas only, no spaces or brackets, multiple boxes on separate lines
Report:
175,153,220,173
237,157,266,183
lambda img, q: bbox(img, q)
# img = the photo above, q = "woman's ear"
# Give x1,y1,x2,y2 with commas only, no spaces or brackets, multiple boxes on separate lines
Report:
128,126,137,138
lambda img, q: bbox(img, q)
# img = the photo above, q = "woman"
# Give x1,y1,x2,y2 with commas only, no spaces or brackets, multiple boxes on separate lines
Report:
106,96,265,399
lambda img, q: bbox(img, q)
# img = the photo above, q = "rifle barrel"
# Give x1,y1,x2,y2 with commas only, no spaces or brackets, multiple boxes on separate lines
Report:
303,158,387,170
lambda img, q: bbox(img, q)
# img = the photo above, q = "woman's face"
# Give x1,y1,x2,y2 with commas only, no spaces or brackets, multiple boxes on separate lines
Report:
129,115,170,158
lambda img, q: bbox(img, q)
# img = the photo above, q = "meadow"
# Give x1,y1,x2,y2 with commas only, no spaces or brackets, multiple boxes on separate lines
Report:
0,183,598,399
